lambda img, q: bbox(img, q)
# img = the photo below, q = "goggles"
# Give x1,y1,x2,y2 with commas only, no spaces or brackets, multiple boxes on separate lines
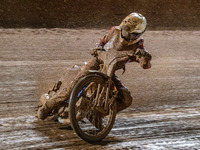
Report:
121,26,146,41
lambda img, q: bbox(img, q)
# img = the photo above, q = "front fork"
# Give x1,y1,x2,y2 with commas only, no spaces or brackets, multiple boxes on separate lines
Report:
99,62,118,113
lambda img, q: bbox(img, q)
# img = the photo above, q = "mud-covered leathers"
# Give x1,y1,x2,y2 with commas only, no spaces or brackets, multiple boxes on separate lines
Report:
37,26,149,120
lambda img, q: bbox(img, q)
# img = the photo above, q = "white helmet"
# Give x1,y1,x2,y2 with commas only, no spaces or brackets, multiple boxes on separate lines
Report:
120,12,147,34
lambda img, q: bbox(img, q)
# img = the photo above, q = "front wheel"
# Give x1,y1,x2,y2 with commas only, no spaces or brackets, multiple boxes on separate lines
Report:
69,74,117,143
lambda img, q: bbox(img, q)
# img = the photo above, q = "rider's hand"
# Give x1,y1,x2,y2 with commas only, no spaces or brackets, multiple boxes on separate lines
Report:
135,49,152,60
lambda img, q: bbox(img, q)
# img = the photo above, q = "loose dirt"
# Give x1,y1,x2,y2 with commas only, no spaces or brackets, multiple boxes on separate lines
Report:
0,29,199,149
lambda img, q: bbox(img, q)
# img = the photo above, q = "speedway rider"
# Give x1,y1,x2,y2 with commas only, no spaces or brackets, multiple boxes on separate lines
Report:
37,12,152,122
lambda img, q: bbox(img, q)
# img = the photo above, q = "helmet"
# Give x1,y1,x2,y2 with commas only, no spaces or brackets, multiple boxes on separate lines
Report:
120,12,147,34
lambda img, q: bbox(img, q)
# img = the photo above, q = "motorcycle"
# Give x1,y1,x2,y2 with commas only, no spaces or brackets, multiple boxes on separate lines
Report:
68,63,118,143
39,49,151,143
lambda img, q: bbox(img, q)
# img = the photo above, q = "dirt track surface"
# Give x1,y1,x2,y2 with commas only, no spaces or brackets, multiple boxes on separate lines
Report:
0,29,200,149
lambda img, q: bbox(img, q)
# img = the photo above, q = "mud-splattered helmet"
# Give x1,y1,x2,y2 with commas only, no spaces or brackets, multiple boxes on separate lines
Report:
120,13,147,41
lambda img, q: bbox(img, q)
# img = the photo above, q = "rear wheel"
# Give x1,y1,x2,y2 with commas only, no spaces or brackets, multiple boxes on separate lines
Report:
69,74,117,143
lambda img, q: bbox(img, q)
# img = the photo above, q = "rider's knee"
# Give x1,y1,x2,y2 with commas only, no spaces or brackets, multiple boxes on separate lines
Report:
123,90,133,107
118,88,133,107
40,93,50,106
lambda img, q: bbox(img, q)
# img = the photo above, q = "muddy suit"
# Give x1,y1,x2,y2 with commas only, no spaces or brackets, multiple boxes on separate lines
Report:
38,26,150,120
95,26,150,112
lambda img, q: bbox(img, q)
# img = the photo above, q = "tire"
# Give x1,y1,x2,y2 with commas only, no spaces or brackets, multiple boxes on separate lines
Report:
69,74,117,143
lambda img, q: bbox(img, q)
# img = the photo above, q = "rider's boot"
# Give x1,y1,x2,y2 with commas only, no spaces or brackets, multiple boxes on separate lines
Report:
38,80,63,120
38,82,72,120
37,93,52,120
37,96,64,120
37,91,54,120
37,104,53,120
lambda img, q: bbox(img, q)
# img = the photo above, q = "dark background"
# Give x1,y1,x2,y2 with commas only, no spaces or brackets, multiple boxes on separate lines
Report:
0,0,200,29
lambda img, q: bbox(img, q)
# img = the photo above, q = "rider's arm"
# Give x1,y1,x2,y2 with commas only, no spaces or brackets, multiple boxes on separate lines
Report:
96,26,116,49
137,37,145,49
128,37,147,62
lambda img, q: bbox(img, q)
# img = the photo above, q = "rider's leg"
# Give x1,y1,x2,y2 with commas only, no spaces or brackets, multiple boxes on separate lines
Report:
39,81,62,106
37,87,72,120
116,87,132,113
37,57,101,120
112,76,133,113
38,66,80,120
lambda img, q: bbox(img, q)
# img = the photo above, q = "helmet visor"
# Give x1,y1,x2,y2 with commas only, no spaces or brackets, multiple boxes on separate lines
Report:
129,32,142,40
129,27,146,41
